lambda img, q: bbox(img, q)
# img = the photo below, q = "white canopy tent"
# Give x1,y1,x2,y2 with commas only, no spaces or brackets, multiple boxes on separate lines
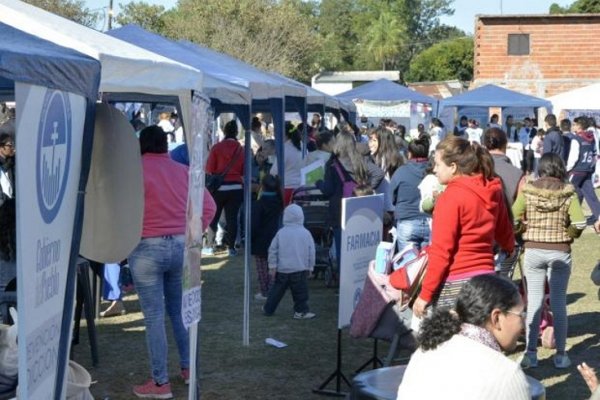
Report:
548,83,600,118
0,0,205,136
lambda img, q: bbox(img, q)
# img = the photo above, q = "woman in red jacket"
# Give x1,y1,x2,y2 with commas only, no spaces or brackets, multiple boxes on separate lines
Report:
413,136,515,318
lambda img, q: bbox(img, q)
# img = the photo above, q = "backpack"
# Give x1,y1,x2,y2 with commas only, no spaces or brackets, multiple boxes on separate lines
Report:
333,160,357,198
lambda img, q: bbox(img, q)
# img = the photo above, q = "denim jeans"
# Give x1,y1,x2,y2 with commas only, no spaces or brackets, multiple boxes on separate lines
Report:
396,218,431,252
129,235,188,384
264,270,310,315
102,263,121,301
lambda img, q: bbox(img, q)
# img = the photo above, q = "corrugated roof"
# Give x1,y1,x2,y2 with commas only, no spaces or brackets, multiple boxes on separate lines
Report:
312,70,400,83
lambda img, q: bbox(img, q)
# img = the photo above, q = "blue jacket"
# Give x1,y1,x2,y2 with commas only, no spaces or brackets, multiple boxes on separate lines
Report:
389,159,429,221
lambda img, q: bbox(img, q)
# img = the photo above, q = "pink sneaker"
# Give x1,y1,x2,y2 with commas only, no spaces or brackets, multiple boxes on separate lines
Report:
181,368,190,384
133,379,173,399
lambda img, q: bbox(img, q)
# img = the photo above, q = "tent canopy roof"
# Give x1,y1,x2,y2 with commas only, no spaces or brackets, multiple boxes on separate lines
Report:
176,40,306,100
107,25,250,106
0,1,203,97
336,78,435,104
547,83,600,111
0,23,100,99
440,84,552,109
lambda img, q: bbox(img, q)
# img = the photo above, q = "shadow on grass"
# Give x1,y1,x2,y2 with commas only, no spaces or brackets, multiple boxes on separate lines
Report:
567,292,586,305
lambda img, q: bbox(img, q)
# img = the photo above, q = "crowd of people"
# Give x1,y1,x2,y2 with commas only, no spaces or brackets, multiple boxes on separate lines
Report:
4,100,600,398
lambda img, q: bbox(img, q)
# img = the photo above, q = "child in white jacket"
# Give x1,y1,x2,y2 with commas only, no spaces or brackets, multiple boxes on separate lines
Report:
263,204,316,319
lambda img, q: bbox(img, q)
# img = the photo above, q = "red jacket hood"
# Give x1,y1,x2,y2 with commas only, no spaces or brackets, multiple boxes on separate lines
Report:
449,174,503,211
579,130,596,143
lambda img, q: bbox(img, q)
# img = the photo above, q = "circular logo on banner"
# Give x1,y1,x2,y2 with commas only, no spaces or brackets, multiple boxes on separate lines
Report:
36,90,72,223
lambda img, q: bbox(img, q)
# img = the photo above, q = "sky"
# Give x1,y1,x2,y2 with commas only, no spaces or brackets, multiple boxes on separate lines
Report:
84,0,574,32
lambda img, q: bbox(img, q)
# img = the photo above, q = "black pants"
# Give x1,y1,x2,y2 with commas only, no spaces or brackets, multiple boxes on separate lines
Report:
263,270,310,315
206,189,243,249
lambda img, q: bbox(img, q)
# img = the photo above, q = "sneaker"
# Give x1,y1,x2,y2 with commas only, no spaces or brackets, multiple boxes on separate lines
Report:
133,379,173,399
201,247,214,256
293,311,316,320
554,353,572,369
181,368,190,384
519,352,538,369
99,301,126,318
228,248,238,257
254,293,267,301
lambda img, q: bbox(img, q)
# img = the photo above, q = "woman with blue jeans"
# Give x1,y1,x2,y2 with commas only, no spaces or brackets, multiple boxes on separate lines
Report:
131,125,216,399
512,153,586,370
389,138,431,251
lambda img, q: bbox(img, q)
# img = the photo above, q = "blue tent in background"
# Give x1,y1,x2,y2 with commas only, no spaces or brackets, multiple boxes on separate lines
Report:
337,78,435,104
0,23,100,100
439,84,552,110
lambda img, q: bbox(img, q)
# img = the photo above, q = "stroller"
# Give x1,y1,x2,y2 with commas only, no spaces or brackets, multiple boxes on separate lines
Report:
291,186,336,287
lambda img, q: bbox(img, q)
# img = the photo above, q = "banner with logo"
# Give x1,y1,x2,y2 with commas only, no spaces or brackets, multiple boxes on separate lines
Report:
15,83,86,399
338,194,383,329
181,92,211,328
355,100,411,118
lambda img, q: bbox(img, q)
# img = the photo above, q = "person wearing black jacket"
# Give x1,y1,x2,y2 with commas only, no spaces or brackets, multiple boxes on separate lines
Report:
0,132,16,292
542,114,564,159
251,175,283,300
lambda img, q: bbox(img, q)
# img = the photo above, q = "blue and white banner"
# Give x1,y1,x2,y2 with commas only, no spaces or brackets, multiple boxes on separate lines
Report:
15,83,86,400
457,106,489,129
338,194,383,329
502,107,535,122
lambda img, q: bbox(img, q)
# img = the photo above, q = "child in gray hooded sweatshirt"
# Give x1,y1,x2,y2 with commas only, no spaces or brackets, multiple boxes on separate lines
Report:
263,204,316,319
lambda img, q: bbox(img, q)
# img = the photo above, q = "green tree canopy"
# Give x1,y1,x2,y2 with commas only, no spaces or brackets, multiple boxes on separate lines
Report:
364,11,405,70
162,0,318,82
115,1,167,32
550,0,600,13
23,0,99,27
405,36,473,82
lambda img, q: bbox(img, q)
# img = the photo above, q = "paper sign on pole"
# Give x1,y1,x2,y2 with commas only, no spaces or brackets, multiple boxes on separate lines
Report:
182,92,211,328
15,84,86,399
300,160,325,186
338,194,383,329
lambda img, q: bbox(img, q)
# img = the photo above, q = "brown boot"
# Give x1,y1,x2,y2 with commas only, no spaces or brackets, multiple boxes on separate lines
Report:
100,301,126,318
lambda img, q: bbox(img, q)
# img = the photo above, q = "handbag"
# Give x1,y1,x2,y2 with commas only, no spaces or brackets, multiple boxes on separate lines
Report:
333,160,358,198
206,146,241,193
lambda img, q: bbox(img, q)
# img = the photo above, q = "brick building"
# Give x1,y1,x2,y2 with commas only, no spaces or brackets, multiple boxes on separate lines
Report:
473,14,600,98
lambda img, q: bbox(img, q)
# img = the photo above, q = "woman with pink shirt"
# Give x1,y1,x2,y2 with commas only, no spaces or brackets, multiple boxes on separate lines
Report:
131,125,216,399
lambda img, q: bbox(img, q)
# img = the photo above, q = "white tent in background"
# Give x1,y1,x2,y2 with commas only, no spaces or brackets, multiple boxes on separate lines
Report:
548,83,600,119
0,0,205,135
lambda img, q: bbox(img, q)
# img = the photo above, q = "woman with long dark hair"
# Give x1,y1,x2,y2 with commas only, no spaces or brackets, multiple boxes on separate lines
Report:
398,274,529,399
270,122,304,205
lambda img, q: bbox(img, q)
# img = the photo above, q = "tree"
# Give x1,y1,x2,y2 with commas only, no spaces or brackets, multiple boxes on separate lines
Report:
550,0,600,13
405,36,473,82
314,0,360,71
396,0,455,68
364,11,405,70
23,0,99,27
163,0,320,82
115,1,167,32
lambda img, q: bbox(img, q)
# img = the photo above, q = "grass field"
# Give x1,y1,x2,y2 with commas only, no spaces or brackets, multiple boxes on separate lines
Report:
73,228,600,399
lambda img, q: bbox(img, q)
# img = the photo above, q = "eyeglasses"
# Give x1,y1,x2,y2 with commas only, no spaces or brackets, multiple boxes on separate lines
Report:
506,310,527,319
2,143,14,149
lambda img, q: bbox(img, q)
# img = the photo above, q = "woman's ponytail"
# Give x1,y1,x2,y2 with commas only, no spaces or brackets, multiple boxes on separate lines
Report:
418,309,461,351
